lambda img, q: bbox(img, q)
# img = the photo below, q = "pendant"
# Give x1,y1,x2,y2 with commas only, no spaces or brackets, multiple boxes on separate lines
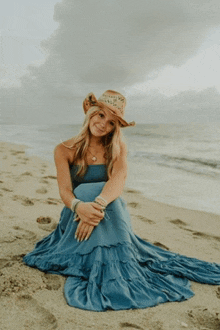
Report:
92,156,97,162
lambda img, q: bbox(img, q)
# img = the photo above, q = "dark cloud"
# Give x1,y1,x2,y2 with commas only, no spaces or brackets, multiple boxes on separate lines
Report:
42,0,218,85
1,0,220,124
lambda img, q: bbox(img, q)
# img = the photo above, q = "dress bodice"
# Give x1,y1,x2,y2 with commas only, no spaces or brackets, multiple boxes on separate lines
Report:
69,164,108,189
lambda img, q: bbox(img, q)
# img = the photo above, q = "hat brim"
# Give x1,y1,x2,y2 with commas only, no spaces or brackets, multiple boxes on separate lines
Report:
105,108,135,127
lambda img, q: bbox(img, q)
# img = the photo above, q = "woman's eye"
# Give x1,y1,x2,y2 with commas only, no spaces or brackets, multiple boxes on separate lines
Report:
99,113,104,118
110,121,115,126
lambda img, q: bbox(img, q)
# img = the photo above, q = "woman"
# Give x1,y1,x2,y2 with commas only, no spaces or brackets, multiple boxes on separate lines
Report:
23,90,220,312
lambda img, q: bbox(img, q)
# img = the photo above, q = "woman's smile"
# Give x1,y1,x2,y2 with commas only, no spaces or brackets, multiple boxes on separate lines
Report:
95,124,105,133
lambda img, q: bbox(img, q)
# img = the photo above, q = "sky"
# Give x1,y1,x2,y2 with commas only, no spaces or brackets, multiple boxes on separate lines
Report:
1,0,220,125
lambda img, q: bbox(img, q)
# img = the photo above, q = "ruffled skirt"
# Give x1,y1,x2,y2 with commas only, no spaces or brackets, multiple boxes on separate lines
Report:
23,182,220,311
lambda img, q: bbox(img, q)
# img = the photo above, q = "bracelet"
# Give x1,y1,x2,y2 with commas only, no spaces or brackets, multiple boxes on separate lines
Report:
94,200,106,212
95,195,108,207
71,198,81,212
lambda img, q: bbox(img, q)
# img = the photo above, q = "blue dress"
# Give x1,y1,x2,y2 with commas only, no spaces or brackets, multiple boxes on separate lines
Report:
23,164,220,311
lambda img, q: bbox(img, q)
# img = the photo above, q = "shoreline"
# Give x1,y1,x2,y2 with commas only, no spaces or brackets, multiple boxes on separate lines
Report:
1,141,220,330
1,121,220,216
1,138,220,217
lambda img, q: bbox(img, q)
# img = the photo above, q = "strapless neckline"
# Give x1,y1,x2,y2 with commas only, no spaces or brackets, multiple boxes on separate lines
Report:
71,164,106,167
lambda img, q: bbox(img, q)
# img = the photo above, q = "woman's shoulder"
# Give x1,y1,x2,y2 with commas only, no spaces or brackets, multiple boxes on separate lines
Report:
54,138,77,163
55,137,77,150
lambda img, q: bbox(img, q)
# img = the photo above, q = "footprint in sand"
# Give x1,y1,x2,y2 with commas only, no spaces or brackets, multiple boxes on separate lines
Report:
192,232,210,239
37,216,52,224
21,171,32,176
216,287,220,299
1,187,13,192
10,254,26,262
12,195,35,206
0,259,46,297
18,156,29,161
42,273,61,291
39,178,49,184
0,259,12,269
43,175,57,180
120,321,163,330
0,217,32,243
170,219,220,243
37,217,57,232
12,226,37,240
7,294,58,329
0,236,17,243
0,274,30,296
1,254,26,268
36,187,48,194
44,197,62,205
120,322,144,330
136,215,155,224
153,241,170,250
10,150,25,155
192,231,220,242
169,219,188,226
128,202,139,208
125,188,141,194
141,238,170,251
187,307,220,329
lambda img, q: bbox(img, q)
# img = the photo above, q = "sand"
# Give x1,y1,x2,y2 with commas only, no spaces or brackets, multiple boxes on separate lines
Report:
0,141,220,330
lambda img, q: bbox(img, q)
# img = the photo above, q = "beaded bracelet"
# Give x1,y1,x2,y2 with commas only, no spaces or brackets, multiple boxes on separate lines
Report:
95,195,108,208
94,200,105,212
71,198,82,213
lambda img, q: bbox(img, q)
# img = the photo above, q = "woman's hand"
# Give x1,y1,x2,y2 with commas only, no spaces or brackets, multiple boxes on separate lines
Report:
75,202,104,226
75,220,95,242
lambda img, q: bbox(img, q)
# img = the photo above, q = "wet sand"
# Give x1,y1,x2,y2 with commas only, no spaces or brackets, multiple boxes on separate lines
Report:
0,141,220,330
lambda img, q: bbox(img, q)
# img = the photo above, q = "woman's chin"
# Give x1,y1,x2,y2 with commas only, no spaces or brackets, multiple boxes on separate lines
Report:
91,129,106,137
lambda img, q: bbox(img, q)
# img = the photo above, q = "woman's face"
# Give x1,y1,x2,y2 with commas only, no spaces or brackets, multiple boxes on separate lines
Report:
89,109,118,138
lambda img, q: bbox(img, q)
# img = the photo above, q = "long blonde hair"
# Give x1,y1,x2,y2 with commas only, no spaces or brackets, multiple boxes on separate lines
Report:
63,105,123,178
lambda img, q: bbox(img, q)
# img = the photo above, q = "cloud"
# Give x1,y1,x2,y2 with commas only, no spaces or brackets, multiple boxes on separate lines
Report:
40,0,220,86
1,0,220,124
126,44,220,97
127,87,220,123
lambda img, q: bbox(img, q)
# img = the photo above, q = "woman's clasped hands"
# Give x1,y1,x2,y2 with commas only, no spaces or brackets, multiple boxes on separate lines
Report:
74,201,105,242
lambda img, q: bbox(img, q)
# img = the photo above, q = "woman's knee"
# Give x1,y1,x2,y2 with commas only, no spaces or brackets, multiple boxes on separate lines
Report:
74,181,106,202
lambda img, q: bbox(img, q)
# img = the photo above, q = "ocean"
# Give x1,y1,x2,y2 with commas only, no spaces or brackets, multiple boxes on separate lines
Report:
1,122,220,215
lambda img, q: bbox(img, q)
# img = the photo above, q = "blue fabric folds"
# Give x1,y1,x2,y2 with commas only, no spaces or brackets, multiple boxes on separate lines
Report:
23,165,220,311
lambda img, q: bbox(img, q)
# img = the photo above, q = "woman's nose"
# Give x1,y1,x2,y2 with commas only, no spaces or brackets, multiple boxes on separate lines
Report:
100,120,106,127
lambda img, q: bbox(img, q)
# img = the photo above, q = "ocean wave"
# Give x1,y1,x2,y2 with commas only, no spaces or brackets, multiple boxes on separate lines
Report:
129,151,220,176
164,155,220,169
126,132,170,139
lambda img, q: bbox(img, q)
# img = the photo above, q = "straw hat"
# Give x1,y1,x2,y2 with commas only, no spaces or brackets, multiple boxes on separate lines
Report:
83,90,135,127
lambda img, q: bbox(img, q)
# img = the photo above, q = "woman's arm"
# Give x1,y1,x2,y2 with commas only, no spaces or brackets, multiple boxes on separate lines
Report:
54,143,104,225
74,142,127,242
98,141,128,205
54,143,75,209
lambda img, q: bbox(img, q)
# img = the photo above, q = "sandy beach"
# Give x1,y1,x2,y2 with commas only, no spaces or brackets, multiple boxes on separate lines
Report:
0,141,220,330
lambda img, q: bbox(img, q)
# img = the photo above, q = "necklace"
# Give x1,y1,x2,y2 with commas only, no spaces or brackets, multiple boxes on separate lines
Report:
88,147,97,162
